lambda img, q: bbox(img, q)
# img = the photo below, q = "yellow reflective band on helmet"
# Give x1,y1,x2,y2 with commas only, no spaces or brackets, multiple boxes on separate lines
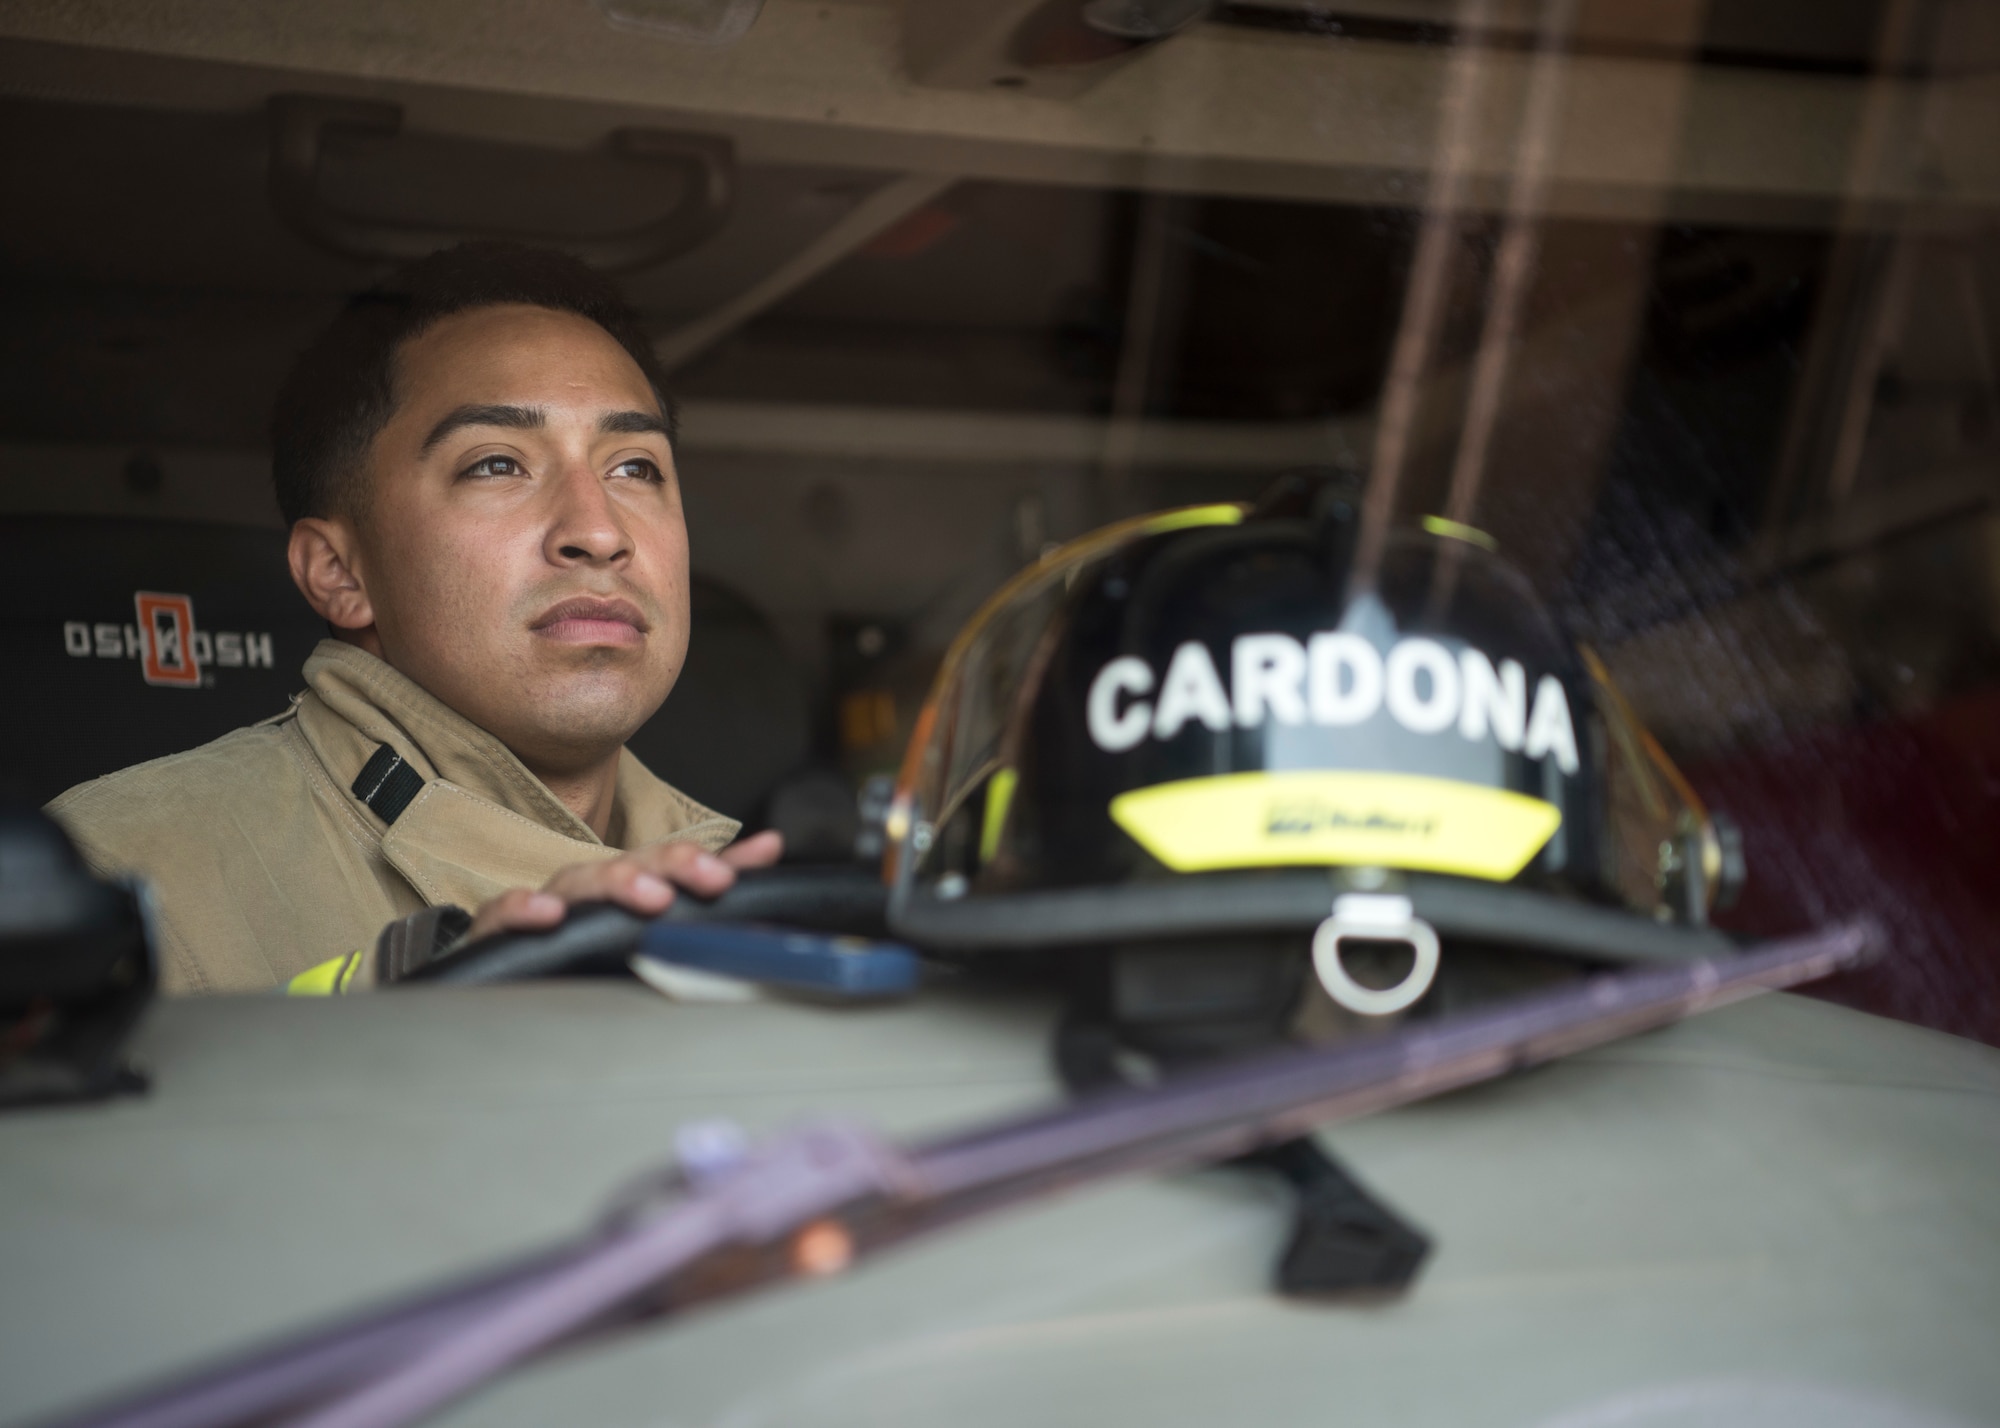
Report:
980,767,1019,864
1421,515,1498,551
1110,771,1561,880
287,950,361,996
1142,504,1245,536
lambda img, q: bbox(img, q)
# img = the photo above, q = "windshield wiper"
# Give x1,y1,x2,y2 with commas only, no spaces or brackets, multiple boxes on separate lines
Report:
48,922,1873,1428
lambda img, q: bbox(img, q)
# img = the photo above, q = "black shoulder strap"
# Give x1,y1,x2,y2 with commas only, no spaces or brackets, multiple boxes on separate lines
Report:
351,743,425,825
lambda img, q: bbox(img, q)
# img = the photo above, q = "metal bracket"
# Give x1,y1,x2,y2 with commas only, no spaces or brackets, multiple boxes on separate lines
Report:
1312,893,1441,1016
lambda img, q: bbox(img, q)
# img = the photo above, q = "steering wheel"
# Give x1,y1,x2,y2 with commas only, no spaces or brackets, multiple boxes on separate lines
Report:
403,866,890,985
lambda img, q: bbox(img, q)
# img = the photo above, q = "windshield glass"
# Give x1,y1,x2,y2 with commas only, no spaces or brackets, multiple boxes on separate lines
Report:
1,0,1995,1039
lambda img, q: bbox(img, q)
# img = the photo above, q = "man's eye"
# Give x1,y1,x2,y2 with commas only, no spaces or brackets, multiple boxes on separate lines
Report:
613,458,665,484
461,455,524,479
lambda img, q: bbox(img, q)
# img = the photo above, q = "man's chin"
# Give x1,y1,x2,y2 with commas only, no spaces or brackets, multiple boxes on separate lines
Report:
487,677,667,772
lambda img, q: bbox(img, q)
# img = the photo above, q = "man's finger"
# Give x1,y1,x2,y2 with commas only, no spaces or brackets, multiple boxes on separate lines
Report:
464,887,566,943
540,856,679,913
719,830,784,870
624,840,739,896
466,835,767,949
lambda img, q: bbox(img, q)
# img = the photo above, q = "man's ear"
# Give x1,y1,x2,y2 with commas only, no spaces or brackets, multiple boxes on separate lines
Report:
288,517,376,634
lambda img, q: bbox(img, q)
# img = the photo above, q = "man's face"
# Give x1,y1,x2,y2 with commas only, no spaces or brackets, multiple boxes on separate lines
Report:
341,303,689,774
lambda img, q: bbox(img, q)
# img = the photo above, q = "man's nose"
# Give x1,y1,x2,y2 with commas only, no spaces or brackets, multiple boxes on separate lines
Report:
544,463,631,566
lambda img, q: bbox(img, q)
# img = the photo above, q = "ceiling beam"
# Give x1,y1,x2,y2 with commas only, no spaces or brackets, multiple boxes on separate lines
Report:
674,400,1371,469
0,2,1993,226
654,174,955,373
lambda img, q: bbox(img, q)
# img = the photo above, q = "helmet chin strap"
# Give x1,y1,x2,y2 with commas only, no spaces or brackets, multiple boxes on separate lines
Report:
1051,952,1433,1299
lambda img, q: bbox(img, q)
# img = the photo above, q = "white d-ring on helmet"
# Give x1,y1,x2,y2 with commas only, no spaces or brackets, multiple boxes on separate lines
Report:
1311,893,1441,1016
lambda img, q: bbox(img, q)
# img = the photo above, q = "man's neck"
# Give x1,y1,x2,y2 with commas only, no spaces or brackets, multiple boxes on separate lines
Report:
525,754,624,843
342,630,627,843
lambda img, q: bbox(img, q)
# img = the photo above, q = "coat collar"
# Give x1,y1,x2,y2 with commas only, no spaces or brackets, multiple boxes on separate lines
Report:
293,638,735,854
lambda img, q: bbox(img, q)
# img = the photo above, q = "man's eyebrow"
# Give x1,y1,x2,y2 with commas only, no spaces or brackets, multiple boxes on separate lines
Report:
598,409,672,439
419,404,545,454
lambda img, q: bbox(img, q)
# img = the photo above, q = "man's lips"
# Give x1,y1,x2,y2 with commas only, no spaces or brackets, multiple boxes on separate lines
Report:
529,596,650,647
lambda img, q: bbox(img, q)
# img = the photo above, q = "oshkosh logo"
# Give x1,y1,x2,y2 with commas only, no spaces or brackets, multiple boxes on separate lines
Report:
62,592,275,689
1085,632,1580,774
135,592,198,686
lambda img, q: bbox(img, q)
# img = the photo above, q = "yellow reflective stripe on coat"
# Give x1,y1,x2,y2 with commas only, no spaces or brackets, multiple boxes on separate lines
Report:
1111,770,1561,880
286,950,363,996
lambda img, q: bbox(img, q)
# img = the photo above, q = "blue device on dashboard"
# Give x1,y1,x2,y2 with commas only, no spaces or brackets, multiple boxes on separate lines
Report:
635,922,919,998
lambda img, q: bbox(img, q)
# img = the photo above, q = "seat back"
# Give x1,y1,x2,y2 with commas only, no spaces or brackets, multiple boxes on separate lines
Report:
0,515,810,823
627,577,810,822
0,516,324,806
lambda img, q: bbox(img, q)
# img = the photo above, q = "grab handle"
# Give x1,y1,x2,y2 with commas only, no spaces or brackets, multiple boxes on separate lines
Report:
268,94,733,271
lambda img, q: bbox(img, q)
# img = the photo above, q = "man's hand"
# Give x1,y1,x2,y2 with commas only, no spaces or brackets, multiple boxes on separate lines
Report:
463,830,784,943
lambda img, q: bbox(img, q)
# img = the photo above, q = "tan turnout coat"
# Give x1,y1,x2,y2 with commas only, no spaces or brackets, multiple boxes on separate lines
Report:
48,639,738,995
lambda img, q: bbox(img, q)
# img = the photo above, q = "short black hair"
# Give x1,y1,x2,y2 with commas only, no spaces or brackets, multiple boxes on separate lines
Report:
271,241,677,527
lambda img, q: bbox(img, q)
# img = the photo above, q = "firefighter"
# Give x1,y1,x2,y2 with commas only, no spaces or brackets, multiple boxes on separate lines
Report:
48,243,780,994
